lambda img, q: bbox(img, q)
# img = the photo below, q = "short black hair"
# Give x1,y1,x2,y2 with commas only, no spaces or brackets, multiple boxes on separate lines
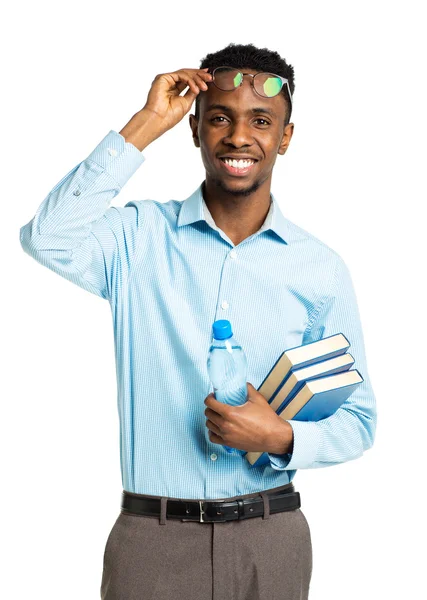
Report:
195,42,295,126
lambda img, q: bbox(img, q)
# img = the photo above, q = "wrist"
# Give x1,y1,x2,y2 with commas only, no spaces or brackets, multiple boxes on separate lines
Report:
268,419,294,455
119,109,162,152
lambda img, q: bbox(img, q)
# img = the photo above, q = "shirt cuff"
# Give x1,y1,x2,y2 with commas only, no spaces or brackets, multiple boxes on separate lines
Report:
267,452,292,469
85,130,145,188
267,419,322,470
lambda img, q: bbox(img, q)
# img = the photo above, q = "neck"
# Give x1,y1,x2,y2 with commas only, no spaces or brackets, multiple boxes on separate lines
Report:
202,175,272,246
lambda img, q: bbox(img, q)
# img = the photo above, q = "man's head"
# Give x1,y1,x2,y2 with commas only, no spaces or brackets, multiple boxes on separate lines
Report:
189,42,295,198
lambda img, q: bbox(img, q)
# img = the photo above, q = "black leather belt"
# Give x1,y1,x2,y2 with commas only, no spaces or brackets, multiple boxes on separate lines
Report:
120,484,300,523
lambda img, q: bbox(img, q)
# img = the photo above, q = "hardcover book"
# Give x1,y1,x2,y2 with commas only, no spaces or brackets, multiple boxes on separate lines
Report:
258,333,351,407
245,369,364,467
268,352,355,415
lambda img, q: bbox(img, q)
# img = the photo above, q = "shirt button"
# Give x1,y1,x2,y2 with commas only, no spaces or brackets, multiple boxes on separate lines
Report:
221,301,229,310
73,190,81,196
230,250,237,259
107,148,118,156
210,453,218,461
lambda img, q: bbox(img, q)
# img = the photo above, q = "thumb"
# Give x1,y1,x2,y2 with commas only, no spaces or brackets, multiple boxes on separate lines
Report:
246,382,265,402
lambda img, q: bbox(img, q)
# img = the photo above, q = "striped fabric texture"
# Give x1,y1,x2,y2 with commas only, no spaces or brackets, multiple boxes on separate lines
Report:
19,130,377,499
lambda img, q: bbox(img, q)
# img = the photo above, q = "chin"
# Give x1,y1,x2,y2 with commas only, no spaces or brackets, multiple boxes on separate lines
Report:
215,176,261,197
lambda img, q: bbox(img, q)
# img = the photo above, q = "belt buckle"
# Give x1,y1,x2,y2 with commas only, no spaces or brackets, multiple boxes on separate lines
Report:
199,500,205,523
199,500,229,523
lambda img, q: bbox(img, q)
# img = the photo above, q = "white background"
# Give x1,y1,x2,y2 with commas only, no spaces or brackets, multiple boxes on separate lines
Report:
3,1,426,598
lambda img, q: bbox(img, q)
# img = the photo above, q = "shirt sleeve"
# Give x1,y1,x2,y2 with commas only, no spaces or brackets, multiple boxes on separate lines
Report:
19,130,146,302
267,254,377,470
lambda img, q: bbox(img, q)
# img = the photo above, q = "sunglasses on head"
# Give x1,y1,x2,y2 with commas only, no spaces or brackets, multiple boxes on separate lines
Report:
206,66,293,106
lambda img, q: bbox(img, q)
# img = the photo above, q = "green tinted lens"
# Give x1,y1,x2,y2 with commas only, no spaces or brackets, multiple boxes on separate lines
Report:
213,68,243,90
261,76,282,97
233,72,243,87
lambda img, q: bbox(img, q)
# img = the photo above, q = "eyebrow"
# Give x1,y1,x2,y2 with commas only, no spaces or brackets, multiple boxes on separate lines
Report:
204,103,277,119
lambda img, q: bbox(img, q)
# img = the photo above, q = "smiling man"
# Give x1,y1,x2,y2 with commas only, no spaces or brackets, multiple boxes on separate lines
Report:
190,64,294,246
20,42,376,600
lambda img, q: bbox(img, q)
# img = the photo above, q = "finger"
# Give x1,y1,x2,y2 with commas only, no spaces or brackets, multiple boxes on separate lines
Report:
168,71,200,94
204,407,223,426
179,69,211,91
170,70,211,98
182,78,199,95
177,70,203,92
208,429,224,444
199,72,213,87
195,71,213,89
205,398,230,417
205,396,226,412
182,87,198,104
194,74,208,91
206,419,222,436
175,80,189,94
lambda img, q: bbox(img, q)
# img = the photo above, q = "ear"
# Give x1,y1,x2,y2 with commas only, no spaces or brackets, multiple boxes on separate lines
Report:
189,114,200,148
278,122,294,156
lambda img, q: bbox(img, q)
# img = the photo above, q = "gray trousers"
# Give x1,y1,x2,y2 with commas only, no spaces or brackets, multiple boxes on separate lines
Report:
100,483,313,600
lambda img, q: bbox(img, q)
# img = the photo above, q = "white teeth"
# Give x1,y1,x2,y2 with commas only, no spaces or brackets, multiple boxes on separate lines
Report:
223,158,255,169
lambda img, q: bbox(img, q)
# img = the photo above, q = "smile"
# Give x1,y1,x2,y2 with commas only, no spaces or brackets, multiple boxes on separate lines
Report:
219,157,258,176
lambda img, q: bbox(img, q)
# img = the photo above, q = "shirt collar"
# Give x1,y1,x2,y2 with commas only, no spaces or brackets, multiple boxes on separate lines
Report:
177,182,293,244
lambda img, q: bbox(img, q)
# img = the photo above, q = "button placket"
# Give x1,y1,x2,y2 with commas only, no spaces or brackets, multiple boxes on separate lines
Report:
215,246,240,322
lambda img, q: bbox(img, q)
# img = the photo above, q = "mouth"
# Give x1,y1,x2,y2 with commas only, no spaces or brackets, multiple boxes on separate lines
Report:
218,157,258,176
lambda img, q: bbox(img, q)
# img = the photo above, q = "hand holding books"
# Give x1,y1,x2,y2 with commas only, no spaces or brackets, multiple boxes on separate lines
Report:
245,333,364,467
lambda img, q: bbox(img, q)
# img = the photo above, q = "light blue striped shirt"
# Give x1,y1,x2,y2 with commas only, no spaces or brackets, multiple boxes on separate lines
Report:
19,129,377,499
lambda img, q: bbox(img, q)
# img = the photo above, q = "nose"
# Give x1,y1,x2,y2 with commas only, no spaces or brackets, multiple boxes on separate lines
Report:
223,119,254,148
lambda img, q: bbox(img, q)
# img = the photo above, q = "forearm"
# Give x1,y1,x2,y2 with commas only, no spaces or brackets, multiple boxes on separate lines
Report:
19,129,145,300
119,109,163,152
267,395,376,472
266,419,294,454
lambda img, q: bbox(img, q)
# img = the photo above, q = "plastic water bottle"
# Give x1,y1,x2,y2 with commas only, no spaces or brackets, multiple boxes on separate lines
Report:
206,319,248,454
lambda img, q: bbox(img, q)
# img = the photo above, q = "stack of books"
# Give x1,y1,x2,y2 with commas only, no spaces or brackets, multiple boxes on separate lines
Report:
244,333,363,467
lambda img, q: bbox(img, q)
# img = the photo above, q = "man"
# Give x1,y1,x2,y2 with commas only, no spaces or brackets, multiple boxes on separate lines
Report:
20,43,377,600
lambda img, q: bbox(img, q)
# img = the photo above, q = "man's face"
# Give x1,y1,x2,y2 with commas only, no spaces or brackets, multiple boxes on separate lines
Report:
189,69,294,197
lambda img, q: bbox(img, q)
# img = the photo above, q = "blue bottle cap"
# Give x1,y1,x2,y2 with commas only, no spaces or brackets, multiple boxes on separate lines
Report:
212,319,232,340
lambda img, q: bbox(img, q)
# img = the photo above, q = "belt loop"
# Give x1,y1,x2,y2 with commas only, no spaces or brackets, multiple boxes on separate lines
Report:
160,497,168,525
260,492,270,520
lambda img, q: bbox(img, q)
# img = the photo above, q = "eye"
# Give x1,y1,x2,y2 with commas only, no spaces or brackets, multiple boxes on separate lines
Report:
210,116,271,125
